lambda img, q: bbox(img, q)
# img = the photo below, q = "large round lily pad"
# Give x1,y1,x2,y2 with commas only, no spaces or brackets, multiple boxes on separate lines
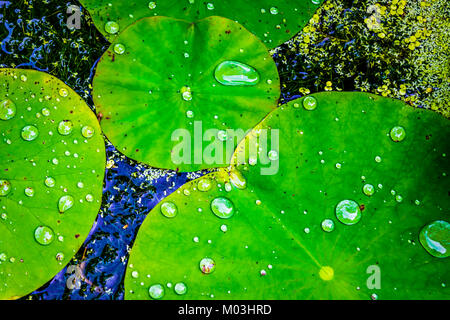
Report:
125,92,449,299
80,0,324,48
93,16,280,171
0,69,105,299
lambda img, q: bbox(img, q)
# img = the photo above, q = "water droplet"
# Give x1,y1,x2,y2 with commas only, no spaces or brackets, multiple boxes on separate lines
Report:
0,180,11,196
229,169,247,190
105,21,119,34
148,284,164,299
363,184,375,196
58,195,74,213
321,219,335,232
270,6,279,14
41,108,50,116
81,126,94,138
148,1,157,9
210,197,235,219
24,187,34,197
268,150,279,161
86,194,94,202
59,88,68,97
303,96,317,110
131,271,139,278
160,202,178,218
206,2,214,10
58,120,73,136
335,200,361,225
21,125,39,141
34,226,55,245
197,178,212,192
199,257,215,274
220,224,228,232
186,110,194,118
0,99,16,120
311,0,321,4
217,130,227,141
395,194,403,203
174,282,187,295
375,156,382,163
114,43,126,55
181,86,192,101
56,252,64,261
20,74,27,82
419,220,449,258
390,126,406,142
214,61,260,86
45,177,55,188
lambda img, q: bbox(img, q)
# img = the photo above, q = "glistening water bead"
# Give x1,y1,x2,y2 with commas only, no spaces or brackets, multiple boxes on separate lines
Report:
113,43,126,55
335,200,361,225
419,220,449,258
105,21,119,34
0,99,16,120
390,126,406,142
0,180,11,196
321,219,335,232
199,257,216,274
34,226,55,245
174,282,187,295
363,184,375,196
303,96,317,110
160,202,178,218
81,126,94,138
148,284,164,299
210,197,235,219
58,120,73,135
197,178,212,192
58,195,74,213
214,61,260,86
21,125,39,141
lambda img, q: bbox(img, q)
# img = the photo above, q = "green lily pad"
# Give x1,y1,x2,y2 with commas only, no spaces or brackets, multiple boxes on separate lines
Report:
80,0,324,48
0,69,105,299
93,16,280,171
125,92,449,299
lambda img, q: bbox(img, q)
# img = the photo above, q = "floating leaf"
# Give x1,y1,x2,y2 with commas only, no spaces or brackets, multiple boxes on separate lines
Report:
79,0,324,48
93,16,280,171
0,69,105,299
125,92,449,299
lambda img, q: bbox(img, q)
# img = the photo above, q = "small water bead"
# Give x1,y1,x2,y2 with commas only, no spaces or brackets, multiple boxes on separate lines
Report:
390,126,406,142
105,21,119,34
44,177,55,188
21,125,39,141
0,180,11,196
270,6,279,14
42,109,49,118
336,200,361,225
20,74,27,82
114,43,126,55
186,110,194,118
148,284,164,299
199,257,215,274
81,126,94,138
363,184,375,196
220,224,228,232
419,220,449,258
24,187,34,197
321,219,335,232
77,182,84,189
214,61,260,86
0,99,16,120
375,156,382,163
174,282,187,295
58,120,73,135
303,96,317,110
217,130,227,141
211,197,235,219
34,226,55,245
229,169,247,190
58,195,74,213
56,252,64,261
85,194,94,202
268,150,279,161
181,87,193,101
206,2,214,10
197,178,212,192
160,202,178,218
0,253,6,261
59,88,68,97
319,266,334,281
131,271,139,278
395,194,403,203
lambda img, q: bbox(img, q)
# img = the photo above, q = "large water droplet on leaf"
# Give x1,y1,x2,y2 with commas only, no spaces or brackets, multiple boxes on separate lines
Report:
211,197,235,219
105,21,119,34
21,125,39,141
0,99,16,120
197,178,212,192
148,284,164,299
58,195,74,213
199,257,215,274
303,96,317,110
81,125,94,138
335,200,361,225
58,120,73,136
214,61,260,86
34,226,55,245
390,126,406,142
160,202,178,218
419,220,449,258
